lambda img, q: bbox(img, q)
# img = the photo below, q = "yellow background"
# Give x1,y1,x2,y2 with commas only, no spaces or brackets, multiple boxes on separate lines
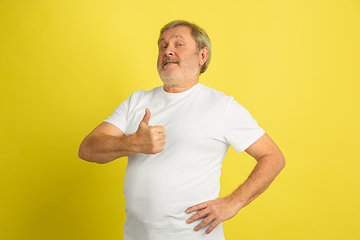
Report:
1,0,359,239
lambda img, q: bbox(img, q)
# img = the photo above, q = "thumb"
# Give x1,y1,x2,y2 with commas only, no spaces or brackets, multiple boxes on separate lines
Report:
141,108,151,125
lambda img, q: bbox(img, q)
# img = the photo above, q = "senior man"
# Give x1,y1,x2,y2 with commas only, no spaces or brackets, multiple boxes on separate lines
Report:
79,20,285,240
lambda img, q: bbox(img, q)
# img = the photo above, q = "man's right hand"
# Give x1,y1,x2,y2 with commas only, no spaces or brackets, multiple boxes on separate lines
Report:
133,108,166,154
78,108,166,163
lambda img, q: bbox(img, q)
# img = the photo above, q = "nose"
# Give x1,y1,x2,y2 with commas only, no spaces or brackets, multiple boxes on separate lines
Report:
164,45,174,56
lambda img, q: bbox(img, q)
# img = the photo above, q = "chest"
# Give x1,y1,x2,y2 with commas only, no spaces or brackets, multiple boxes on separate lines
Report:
124,96,228,151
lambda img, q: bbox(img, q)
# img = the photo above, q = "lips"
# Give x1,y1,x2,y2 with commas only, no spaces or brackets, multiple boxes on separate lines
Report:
162,58,179,67
164,62,177,66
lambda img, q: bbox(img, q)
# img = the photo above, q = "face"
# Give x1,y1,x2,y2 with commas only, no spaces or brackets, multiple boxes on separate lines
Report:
157,26,207,88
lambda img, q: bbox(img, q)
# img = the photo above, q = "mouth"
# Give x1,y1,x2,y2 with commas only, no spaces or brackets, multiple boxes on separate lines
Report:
161,57,179,67
163,61,178,67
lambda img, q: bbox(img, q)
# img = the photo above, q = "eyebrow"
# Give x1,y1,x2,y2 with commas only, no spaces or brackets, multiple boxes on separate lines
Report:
159,35,184,44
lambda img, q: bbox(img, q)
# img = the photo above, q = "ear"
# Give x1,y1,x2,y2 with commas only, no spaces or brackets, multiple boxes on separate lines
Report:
198,47,209,66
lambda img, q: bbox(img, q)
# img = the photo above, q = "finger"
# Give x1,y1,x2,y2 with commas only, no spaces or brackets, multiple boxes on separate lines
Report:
194,216,214,232
141,108,151,125
159,139,166,146
186,209,210,224
158,133,166,140
185,202,208,214
154,125,165,132
158,139,166,148
205,220,220,234
155,145,165,154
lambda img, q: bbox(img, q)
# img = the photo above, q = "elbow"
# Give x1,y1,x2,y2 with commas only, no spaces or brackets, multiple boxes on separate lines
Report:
278,153,286,172
265,152,286,174
78,144,110,164
258,151,286,172
78,150,102,164
78,147,87,161
78,142,96,163
78,144,91,162
78,137,100,163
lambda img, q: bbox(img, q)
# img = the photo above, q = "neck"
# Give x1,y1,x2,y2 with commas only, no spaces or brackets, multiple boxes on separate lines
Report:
163,79,199,93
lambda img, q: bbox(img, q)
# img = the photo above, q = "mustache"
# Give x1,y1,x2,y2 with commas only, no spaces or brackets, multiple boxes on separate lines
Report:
161,57,179,66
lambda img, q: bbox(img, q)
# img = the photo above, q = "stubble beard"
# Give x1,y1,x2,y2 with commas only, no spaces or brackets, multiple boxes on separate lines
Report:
158,51,200,87
158,65,180,86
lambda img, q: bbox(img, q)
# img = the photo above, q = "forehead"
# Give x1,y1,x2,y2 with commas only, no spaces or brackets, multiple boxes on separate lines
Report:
159,26,194,44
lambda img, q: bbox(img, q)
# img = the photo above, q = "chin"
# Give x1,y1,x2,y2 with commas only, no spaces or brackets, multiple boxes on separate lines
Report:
159,73,179,84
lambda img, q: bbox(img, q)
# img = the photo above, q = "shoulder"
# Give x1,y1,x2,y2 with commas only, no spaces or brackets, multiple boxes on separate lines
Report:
127,86,162,101
197,84,252,114
197,84,234,103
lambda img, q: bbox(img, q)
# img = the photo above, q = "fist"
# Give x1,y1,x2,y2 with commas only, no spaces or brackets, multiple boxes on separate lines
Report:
134,108,166,154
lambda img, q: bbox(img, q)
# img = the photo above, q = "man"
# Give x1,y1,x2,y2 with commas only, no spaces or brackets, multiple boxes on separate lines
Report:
79,20,285,240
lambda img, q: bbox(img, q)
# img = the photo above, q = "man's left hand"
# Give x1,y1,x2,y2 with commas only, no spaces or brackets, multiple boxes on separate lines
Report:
185,196,242,234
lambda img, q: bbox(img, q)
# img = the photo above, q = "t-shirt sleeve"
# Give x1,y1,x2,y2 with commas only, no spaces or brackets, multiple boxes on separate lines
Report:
103,97,130,134
223,99,265,153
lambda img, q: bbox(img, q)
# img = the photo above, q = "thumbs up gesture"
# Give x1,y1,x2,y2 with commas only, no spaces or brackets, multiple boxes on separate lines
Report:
133,108,166,154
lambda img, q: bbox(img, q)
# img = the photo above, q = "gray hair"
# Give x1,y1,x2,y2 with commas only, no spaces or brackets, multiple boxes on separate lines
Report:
159,20,212,74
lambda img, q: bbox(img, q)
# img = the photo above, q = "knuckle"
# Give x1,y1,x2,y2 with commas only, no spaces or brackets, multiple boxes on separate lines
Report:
208,206,216,214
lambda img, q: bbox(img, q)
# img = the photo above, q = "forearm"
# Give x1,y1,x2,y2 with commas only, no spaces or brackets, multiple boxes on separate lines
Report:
228,153,285,209
185,134,285,234
78,133,138,164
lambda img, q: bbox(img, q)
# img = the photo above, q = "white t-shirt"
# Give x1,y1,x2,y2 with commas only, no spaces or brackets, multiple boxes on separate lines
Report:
105,83,265,240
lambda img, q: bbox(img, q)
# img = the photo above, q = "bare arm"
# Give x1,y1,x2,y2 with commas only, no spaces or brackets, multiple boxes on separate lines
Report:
186,133,285,234
229,133,286,208
78,122,136,163
78,108,166,164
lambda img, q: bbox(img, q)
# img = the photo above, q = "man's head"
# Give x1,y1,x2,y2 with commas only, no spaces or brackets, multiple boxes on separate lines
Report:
157,20,211,92
158,20,211,74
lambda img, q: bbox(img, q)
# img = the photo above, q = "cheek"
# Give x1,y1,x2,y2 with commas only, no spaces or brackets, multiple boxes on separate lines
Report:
183,56,199,69
157,56,162,67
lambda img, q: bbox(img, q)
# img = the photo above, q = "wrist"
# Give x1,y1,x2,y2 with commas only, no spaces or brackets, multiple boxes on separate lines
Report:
226,191,247,211
127,133,141,154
